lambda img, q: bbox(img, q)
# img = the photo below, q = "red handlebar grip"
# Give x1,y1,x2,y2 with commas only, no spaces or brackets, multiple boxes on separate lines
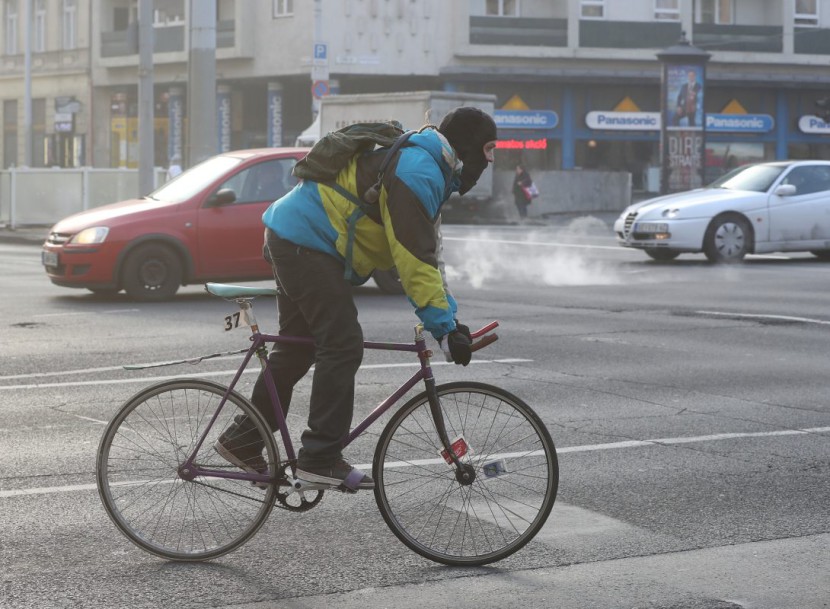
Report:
470,321,499,339
470,333,498,352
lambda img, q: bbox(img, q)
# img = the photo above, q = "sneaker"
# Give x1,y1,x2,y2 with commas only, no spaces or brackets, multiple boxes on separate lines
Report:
213,415,269,475
296,459,374,490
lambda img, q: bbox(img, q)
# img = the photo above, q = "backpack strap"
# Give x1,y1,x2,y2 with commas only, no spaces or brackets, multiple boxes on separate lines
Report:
363,130,417,203
325,130,416,283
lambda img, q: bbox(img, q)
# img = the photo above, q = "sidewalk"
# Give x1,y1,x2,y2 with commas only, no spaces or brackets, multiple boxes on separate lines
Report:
0,224,50,245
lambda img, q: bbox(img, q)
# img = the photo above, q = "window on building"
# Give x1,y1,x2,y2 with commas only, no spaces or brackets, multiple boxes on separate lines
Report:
655,0,680,21
581,0,604,19
34,0,46,52
486,0,519,17
4,0,18,55
273,0,294,18
795,0,819,27
62,0,76,49
700,0,734,24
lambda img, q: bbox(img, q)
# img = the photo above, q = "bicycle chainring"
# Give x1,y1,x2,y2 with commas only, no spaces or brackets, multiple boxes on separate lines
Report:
274,463,324,512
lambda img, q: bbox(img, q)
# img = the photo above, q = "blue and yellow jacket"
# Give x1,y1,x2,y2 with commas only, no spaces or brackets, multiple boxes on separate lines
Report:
262,128,461,338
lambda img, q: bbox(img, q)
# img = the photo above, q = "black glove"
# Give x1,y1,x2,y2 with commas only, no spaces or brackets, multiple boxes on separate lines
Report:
444,330,472,366
454,319,472,341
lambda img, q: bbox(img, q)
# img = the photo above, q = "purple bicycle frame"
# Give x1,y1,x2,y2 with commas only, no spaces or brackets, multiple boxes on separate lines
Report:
179,330,434,487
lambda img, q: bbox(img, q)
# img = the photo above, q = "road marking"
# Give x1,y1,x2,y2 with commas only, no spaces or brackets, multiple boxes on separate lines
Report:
444,236,629,252
3,426,827,499
31,309,140,319
0,359,532,390
697,311,830,325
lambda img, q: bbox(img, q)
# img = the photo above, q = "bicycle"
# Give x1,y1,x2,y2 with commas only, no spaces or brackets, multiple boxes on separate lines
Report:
96,282,559,566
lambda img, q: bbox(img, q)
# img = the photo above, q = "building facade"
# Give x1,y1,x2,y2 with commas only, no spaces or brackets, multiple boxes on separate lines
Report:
2,0,829,193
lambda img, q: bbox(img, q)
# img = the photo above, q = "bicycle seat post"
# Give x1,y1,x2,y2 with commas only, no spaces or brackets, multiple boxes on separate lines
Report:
236,297,269,367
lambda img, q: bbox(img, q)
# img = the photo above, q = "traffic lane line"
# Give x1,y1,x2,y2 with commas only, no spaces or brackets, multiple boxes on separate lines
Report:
2,425,827,499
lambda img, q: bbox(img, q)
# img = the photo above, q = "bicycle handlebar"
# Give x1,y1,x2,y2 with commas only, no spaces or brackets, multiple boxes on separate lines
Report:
454,321,500,356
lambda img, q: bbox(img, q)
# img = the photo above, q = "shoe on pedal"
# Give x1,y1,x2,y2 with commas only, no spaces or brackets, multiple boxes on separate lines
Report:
214,415,269,475
296,459,374,491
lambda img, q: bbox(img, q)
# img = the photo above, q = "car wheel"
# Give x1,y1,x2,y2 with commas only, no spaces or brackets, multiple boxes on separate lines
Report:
703,214,751,263
645,248,680,262
810,250,830,261
121,243,182,301
373,268,404,295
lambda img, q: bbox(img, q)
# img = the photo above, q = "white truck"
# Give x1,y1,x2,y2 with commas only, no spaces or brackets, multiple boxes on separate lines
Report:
297,90,497,203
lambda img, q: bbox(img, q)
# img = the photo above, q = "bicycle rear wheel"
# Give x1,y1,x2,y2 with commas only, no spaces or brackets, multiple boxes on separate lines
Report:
373,382,558,566
96,378,280,560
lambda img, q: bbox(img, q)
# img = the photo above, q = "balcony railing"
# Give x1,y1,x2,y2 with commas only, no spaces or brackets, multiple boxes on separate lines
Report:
101,21,241,57
469,16,567,47
692,24,783,53
580,20,681,49
794,27,830,55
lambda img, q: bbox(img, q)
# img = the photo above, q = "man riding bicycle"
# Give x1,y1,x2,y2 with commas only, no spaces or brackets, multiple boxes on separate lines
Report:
215,106,498,490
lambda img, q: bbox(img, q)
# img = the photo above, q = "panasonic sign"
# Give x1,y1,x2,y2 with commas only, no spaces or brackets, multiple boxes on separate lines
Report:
799,115,830,134
585,111,660,131
494,110,558,130
706,114,773,133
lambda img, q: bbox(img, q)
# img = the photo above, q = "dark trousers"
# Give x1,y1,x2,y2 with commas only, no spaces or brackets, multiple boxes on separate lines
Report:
249,228,364,467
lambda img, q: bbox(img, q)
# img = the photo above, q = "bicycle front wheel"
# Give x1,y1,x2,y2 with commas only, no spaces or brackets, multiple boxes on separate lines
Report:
96,378,280,561
373,382,558,566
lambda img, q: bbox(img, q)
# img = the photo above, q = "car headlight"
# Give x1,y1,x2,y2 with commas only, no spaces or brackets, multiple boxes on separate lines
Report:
661,208,680,218
69,227,109,245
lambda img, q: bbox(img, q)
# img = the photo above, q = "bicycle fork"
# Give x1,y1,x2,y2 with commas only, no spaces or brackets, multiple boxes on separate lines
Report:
417,326,477,486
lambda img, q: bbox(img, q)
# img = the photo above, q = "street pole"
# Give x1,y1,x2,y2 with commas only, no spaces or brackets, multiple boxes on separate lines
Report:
186,0,217,167
137,0,155,195
23,0,32,167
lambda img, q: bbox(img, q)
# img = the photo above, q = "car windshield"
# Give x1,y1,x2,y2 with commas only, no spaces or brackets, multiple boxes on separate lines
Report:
148,156,243,203
708,164,785,193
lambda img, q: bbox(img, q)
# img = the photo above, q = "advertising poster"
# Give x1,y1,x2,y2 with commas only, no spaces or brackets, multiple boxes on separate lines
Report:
664,64,705,191
668,131,704,191
667,64,704,129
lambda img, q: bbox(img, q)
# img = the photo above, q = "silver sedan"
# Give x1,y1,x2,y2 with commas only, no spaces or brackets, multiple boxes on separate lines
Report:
614,160,830,262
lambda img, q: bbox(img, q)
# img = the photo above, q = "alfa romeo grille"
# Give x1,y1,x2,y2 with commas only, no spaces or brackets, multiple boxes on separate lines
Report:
623,211,638,237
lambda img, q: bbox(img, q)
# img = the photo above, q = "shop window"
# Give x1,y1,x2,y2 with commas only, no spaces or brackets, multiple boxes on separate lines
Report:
4,0,17,55
795,0,819,27
699,0,733,24
486,0,519,17
705,142,765,183
580,0,604,20
273,0,294,18
655,0,680,21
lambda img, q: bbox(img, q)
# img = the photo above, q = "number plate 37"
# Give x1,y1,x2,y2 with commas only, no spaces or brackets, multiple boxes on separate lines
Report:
223,309,251,331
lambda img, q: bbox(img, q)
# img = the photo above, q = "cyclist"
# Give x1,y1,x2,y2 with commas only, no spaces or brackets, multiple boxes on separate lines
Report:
215,107,498,490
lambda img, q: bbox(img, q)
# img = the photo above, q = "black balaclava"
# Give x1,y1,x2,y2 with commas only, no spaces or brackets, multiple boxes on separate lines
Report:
438,106,498,195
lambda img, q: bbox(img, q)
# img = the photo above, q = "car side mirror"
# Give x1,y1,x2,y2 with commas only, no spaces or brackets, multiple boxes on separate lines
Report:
205,188,237,207
774,184,797,196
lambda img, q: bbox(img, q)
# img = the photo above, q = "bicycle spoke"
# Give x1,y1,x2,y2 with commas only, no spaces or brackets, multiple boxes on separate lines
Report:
98,380,279,560
375,383,558,566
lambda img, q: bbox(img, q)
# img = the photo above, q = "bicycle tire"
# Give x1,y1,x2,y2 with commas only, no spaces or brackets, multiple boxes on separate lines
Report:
96,378,280,560
373,382,558,566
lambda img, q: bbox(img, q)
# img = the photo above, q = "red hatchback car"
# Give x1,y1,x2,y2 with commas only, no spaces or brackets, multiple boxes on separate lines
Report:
42,148,308,300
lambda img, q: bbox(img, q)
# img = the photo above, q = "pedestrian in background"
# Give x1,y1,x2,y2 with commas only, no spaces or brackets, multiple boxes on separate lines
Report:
512,164,534,221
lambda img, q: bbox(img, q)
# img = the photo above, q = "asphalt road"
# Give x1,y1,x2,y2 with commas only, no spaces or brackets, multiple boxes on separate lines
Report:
1,222,828,609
